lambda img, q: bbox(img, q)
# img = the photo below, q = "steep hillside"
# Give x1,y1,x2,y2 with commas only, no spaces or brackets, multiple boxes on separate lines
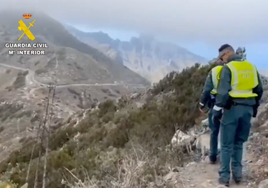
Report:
0,63,214,188
0,10,149,85
65,25,208,83
0,10,150,177
0,62,267,188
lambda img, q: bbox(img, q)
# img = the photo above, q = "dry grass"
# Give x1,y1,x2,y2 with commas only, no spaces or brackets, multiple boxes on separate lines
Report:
248,135,268,184
64,145,186,188
0,69,20,91
5,71,28,91
0,63,212,188
247,105,268,185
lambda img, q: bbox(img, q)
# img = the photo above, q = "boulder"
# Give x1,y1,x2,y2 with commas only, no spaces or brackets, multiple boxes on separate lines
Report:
259,179,268,188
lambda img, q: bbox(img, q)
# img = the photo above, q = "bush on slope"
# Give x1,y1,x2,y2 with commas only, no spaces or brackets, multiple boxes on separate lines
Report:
0,63,214,188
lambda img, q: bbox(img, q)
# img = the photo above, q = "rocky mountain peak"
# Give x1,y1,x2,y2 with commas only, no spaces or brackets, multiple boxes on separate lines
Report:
66,26,208,83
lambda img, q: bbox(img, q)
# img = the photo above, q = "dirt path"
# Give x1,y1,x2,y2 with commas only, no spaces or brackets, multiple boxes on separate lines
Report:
177,161,249,188
175,134,251,188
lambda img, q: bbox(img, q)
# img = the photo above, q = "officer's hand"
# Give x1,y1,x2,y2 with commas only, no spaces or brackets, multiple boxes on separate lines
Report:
212,105,222,124
199,102,205,113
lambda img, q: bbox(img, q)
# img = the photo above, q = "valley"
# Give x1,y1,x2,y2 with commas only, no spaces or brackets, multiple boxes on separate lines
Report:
0,9,267,188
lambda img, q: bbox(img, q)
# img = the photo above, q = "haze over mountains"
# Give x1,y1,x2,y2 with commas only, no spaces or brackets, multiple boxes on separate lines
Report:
0,10,153,162
0,8,268,188
66,25,208,83
0,10,153,118
0,10,210,163
0,9,214,118
0,10,149,86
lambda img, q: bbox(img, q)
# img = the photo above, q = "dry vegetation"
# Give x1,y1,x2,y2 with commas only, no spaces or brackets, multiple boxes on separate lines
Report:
5,71,28,91
247,114,268,185
0,103,34,122
245,83,268,185
0,63,217,187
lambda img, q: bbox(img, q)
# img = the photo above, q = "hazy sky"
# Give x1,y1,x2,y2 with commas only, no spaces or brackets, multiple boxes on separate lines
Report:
2,0,268,71
3,0,268,44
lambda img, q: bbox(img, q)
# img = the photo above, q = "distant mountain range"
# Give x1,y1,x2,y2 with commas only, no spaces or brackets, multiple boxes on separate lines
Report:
0,11,149,86
65,25,208,83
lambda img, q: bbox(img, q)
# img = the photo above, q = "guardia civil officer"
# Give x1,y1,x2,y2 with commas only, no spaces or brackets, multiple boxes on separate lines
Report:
199,58,224,164
212,44,263,186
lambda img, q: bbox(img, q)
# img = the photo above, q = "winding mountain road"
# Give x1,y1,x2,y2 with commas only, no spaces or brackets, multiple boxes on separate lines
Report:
0,63,145,88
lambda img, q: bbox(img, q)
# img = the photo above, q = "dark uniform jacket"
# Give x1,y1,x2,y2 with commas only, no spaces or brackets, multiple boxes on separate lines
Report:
215,55,263,108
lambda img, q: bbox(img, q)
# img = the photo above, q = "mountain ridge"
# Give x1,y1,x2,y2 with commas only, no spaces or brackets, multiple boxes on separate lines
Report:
0,10,149,86
65,25,208,83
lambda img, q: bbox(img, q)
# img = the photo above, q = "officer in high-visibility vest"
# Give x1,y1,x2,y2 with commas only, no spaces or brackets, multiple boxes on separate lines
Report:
212,44,263,186
199,59,224,164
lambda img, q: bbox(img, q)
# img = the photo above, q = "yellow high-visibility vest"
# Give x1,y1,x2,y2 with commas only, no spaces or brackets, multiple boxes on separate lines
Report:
210,65,223,94
227,60,259,98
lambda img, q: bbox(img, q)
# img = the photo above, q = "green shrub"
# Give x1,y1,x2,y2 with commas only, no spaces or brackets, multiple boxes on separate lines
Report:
0,63,214,188
8,142,42,166
98,99,117,117
49,126,77,150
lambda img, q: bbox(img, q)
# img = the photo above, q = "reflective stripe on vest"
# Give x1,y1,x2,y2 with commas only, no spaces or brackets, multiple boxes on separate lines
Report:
226,61,259,98
210,65,223,94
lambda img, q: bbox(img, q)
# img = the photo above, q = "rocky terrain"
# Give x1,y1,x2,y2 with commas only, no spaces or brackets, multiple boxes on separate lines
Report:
0,10,149,160
0,63,210,188
0,10,267,188
0,10,151,188
65,25,207,83
0,62,267,188
0,10,150,113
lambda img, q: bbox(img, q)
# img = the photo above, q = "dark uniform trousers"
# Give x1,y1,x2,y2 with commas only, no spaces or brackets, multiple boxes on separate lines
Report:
208,95,220,159
219,104,253,182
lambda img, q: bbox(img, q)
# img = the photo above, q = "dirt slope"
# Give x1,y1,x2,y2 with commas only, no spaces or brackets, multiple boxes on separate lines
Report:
176,160,249,188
